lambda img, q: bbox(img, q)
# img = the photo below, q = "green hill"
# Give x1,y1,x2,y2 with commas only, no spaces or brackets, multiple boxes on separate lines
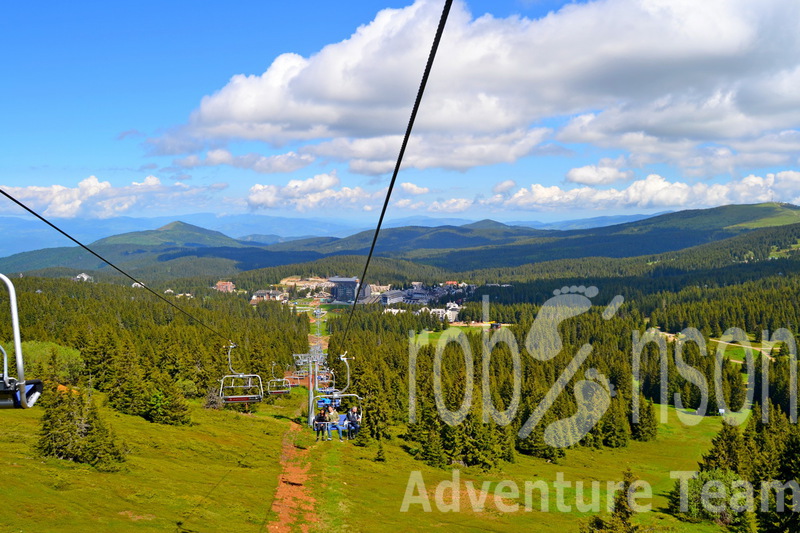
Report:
93,221,245,248
3,203,800,280
608,202,800,232
264,203,800,271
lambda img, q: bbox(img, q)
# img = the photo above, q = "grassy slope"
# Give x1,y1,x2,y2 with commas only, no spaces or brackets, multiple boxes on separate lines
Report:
308,405,725,532
726,203,800,229
0,394,303,533
0,386,729,533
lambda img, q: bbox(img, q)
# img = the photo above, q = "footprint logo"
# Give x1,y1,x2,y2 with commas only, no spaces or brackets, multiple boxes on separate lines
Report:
526,285,600,361
544,368,615,448
518,285,624,447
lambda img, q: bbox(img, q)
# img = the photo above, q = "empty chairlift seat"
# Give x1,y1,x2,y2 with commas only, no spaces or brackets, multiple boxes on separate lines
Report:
0,273,43,409
0,375,43,409
219,373,264,404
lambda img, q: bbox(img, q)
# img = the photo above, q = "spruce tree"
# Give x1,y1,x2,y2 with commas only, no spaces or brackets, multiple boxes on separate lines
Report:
374,439,386,462
631,397,658,442
419,406,447,468
81,399,126,471
601,398,630,448
760,424,800,533
581,468,640,532
145,374,191,426
35,383,125,471
699,418,742,473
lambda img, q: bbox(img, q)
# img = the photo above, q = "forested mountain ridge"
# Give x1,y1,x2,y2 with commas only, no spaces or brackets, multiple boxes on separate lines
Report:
1,202,799,280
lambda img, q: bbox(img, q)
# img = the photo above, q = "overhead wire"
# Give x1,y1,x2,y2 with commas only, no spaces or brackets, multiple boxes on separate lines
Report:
1,1,453,529
339,0,453,350
185,2,455,529
0,187,233,344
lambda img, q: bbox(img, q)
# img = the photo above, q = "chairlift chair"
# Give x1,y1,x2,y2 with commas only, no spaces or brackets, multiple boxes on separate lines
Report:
0,273,43,409
315,368,337,394
287,372,304,388
266,362,291,395
311,353,362,424
218,344,263,404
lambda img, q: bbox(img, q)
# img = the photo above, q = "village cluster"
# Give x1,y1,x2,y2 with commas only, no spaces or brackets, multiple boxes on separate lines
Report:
212,276,474,322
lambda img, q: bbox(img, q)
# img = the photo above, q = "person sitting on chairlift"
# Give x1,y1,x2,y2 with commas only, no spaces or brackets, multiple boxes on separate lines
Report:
315,409,328,441
346,406,361,440
327,405,342,442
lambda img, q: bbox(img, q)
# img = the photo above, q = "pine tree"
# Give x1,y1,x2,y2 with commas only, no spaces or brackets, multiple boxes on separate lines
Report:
36,382,82,461
81,399,126,471
35,383,125,471
374,439,386,462
601,398,630,448
760,424,800,533
358,365,391,442
699,418,742,474
145,374,191,426
581,468,640,532
459,411,500,471
515,403,566,462
419,406,447,468
730,511,759,533
631,396,657,442
608,468,639,531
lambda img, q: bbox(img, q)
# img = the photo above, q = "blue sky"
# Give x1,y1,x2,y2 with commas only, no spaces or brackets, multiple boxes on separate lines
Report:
2,0,800,223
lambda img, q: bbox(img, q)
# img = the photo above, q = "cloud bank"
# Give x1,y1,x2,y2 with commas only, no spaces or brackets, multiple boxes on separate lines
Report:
0,176,226,218
151,0,800,182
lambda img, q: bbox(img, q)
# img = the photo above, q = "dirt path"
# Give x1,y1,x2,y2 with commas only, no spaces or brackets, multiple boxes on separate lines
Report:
266,422,317,532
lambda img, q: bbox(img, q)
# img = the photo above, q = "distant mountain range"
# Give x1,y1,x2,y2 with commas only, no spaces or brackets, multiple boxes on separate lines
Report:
0,212,662,258
1,203,799,281
0,213,363,257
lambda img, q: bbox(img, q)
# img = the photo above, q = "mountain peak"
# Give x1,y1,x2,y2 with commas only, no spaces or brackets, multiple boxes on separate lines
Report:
460,219,510,230
156,221,213,233
91,220,243,248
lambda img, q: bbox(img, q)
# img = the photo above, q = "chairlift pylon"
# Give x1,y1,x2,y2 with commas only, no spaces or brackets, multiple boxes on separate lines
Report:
0,273,43,409
218,343,263,404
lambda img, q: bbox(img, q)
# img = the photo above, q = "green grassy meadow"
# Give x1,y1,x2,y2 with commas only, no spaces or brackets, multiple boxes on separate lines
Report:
2,387,728,532
310,404,726,533
0,393,300,533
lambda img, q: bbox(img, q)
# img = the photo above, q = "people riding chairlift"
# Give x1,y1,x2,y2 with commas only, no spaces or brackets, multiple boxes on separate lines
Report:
314,408,328,441
327,404,343,442
346,405,361,439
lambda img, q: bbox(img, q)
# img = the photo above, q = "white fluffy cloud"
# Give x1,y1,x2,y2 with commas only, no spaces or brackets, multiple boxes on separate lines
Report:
394,198,426,210
0,176,225,218
308,129,549,174
492,179,517,194
503,172,800,211
400,182,429,195
247,172,381,212
176,149,314,173
566,157,633,185
428,198,473,213
151,0,800,178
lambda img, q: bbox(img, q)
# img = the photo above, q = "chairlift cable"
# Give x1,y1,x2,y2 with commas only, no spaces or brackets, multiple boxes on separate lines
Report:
177,436,263,532
0,187,233,345
339,0,453,349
